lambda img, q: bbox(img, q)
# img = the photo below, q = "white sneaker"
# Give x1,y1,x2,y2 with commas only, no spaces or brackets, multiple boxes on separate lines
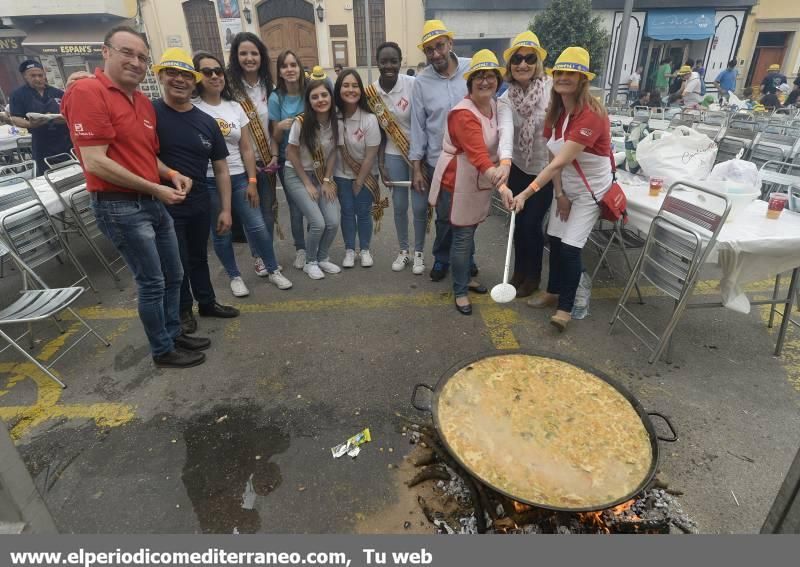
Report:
392,251,410,272
268,269,293,290
360,249,374,267
293,249,307,270
254,257,268,277
318,258,342,274
412,251,425,275
303,261,325,280
342,249,356,268
229,276,250,297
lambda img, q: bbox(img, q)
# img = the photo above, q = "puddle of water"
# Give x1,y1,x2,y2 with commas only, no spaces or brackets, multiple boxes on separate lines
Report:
181,404,290,533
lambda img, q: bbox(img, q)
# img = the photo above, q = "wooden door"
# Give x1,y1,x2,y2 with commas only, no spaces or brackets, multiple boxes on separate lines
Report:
751,47,786,87
261,17,318,78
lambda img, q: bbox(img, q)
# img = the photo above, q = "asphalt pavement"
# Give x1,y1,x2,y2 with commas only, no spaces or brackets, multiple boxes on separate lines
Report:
1,197,798,534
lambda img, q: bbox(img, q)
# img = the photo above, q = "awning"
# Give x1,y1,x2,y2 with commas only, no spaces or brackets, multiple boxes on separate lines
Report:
21,17,133,56
0,29,26,54
645,9,716,41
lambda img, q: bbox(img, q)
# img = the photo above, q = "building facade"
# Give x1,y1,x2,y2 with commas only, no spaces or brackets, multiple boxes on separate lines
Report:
736,0,800,90
425,0,760,97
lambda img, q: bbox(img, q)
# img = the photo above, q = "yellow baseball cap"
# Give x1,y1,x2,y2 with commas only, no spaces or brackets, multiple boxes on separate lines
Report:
152,48,202,82
768,64,780,72
309,65,327,81
677,65,693,75
418,19,454,51
547,46,595,81
463,49,501,81
503,31,547,65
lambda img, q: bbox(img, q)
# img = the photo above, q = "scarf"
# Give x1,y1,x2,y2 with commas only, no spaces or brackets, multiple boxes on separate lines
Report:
507,76,550,168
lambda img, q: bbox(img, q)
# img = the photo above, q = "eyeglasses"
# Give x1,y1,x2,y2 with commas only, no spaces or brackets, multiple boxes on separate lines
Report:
510,53,538,66
423,40,449,57
105,43,151,66
200,67,224,78
473,71,498,84
164,68,196,81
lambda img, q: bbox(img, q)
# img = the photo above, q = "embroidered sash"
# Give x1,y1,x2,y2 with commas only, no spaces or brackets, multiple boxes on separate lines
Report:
339,141,389,233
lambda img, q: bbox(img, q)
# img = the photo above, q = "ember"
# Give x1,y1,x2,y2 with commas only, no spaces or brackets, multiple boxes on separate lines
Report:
404,423,698,535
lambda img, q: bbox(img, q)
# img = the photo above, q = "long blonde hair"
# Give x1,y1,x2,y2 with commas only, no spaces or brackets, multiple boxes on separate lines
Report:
545,72,606,128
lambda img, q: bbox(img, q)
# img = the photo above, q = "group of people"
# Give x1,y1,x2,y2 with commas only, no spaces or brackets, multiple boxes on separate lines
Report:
54,19,627,369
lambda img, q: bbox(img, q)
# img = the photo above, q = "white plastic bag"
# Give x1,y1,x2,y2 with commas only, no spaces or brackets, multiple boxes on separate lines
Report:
571,272,592,320
708,158,759,188
636,126,718,188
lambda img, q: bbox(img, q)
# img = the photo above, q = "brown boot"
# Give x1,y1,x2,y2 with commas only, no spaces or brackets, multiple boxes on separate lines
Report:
516,277,540,298
550,310,572,332
527,291,558,308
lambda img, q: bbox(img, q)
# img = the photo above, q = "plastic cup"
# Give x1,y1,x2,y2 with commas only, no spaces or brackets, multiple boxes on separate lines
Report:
649,176,664,197
767,193,788,220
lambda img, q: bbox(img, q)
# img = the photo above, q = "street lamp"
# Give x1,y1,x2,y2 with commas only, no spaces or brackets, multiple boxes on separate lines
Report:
243,7,252,24
316,3,324,23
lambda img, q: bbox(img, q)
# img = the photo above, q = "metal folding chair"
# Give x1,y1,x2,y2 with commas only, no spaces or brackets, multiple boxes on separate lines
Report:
609,181,731,363
0,176,98,295
703,111,728,127
757,161,800,199
749,142,787,171
0,160,35,180
715,137,748,164
15,137,33,166
586,219,644,304
693,122,724,142
43,156,125,286
0,235,109,389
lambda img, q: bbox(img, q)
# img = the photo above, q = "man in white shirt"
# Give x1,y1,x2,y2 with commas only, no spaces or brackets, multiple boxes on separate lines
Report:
627,66,642,104
678,65,702,108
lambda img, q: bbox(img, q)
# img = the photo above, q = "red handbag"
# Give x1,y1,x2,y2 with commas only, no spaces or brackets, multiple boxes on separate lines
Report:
573,152,628,224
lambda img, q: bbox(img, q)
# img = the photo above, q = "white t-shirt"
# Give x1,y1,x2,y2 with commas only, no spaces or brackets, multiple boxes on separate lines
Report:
286,118,335,171
683,72,702,106
335,108,381,178
371,75,414,156
628,72,641,89
243,80,270,137
194,98,250,176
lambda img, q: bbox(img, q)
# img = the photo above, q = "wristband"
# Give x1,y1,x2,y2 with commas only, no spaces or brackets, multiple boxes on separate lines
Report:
248,177,257,183
500,159,512,166
167,169,178,178
527,181,541,193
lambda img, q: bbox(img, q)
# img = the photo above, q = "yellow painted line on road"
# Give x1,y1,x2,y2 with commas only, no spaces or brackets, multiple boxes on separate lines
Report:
480,306,520,350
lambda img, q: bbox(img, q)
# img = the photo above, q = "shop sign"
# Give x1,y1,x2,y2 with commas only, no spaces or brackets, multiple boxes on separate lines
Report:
38,44,103,55
0,37,25,53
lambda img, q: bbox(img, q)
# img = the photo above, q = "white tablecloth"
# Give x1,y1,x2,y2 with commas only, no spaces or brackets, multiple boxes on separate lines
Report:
616,170,800,313
0,133,31,152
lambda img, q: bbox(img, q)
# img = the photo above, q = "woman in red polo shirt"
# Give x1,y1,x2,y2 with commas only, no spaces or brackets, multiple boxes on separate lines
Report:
511,46,611,332
429,50,513,316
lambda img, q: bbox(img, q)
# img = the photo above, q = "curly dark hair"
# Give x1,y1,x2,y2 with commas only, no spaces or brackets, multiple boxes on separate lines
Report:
375,41,402,63
227,32,273,99
192,51,235,101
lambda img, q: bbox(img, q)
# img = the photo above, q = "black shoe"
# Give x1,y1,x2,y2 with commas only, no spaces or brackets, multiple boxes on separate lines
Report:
174,333,211,351
430,261,449,282
468,281,488,294
180,310,197,334
153,348,206,368
455,299,472,315
470,264,479,277
198,301,240,318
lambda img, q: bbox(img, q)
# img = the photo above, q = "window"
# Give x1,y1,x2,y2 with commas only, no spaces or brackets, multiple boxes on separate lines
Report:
182,0,224,62
332,40,348,67
353,0,385,66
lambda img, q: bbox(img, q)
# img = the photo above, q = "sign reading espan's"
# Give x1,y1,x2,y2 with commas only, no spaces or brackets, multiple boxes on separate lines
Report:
38,44,103,55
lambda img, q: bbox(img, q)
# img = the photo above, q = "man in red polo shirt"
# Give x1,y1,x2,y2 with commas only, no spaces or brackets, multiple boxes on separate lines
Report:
62,25,210,369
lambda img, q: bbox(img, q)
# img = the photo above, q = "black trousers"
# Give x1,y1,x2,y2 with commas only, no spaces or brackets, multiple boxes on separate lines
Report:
168,190,216,313
507,163,553,280
546,236,583,313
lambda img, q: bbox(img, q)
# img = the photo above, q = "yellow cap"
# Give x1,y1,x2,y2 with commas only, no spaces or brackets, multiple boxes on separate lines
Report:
503,31,547,65
418,19,454,51
547,46,595,81
768,64,780,72
677,65,693,75
463,49,501,81
309,65,327,81
152,48,202,82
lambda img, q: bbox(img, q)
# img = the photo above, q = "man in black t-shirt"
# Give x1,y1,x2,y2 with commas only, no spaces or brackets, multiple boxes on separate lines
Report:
152,49,238,334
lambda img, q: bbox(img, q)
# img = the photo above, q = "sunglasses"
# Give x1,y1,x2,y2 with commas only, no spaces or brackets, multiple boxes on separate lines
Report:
200,67,224,78
510,53,538,65
164,68,196,81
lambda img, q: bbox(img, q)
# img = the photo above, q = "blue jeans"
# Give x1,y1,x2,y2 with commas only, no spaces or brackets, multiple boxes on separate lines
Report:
451,225,477,298
93,197,183,356
278,163,306,251
335,176,374,251
282,167,340,262
547,236,584,312
432,188,475,268
386,154,427,253
209,173,279,278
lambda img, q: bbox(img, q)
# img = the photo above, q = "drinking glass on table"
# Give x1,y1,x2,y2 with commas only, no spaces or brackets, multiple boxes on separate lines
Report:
648,176,664,197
